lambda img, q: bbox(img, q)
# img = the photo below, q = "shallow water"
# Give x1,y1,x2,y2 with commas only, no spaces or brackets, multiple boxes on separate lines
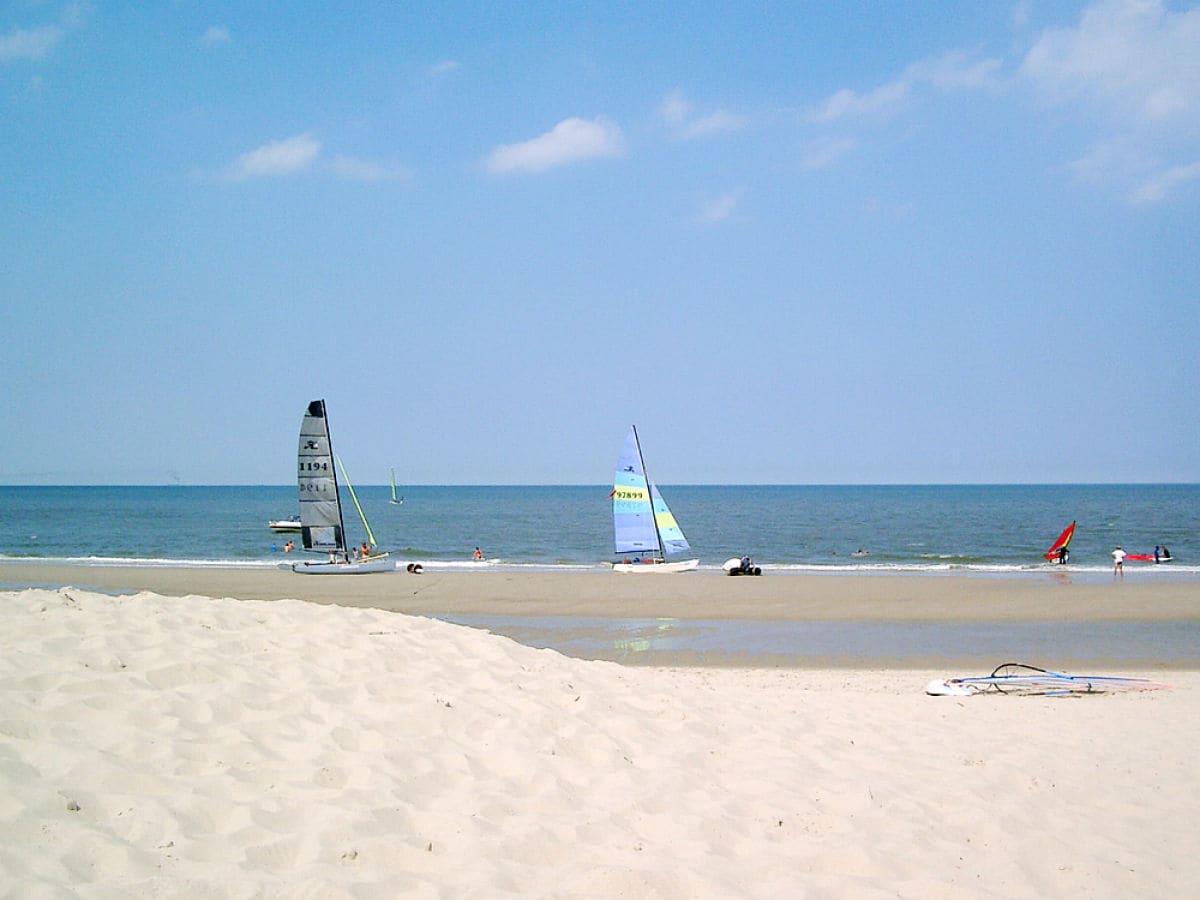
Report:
437,614,1200,666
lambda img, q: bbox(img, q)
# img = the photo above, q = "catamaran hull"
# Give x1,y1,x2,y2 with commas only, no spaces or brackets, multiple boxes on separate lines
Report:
292,557,394,575
613,558,699,573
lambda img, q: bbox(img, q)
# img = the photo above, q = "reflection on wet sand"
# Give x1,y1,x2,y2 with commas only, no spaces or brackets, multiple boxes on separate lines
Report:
436,614,1200,669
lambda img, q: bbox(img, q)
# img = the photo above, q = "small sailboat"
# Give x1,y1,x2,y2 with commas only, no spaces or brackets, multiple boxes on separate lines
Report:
1043,520,1076,563
389,467,404,505
611,425,698,573
291,399,392,575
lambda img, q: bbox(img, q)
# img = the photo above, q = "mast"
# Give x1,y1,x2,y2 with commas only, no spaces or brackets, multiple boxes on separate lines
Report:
321,400,349,557
338,454,376,548
630,425,665,558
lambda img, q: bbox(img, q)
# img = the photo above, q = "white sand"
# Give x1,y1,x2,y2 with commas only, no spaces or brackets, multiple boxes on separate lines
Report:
2,587,1197,898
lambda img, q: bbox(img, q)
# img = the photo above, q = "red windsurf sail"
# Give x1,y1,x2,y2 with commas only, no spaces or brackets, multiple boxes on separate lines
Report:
1044,521,1076,560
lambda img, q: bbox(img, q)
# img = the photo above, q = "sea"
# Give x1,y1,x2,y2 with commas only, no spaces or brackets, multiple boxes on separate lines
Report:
1,483,1197,581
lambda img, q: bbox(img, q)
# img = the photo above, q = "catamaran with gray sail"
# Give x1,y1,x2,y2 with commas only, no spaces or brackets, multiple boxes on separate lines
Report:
291,399,392,574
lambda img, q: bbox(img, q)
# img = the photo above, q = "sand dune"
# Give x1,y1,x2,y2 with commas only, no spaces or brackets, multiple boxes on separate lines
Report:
2,587,1197,897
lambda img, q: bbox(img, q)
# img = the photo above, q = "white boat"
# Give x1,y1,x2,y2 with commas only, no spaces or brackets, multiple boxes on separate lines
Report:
291,399,392,575
389,467,404,505
268,516,302,532
611,425,699,573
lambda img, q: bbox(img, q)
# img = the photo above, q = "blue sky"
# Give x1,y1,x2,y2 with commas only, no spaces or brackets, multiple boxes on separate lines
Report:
3,1,1198,485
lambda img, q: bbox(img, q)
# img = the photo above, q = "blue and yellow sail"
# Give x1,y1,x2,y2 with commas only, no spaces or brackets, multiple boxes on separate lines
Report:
612,426,690,557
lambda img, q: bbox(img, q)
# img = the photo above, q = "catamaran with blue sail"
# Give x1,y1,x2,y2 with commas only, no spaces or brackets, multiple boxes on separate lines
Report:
291,399,392,574
611,425,699,573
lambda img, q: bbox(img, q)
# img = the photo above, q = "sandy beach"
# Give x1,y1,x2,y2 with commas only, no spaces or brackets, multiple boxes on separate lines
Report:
2,571,1198,896
1,584,1197,897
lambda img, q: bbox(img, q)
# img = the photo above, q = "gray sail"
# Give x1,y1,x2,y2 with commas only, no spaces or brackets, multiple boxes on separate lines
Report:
297,399,345,553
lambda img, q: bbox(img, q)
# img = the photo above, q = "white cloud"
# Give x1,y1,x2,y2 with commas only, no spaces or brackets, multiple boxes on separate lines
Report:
811,80,911,124
1021,0,1200,202
1,3,92,62
1068,137,1144,184
659,89,691,126
200,26,231,47
484,117,624,174
697,190,741,224
800,136,856,171
660,89,747,139
682,110,748,139
0,25,64,61
1021,0,1200,124
228,134,322,179
810,49,1001,124
1131,159,1200,204
332,156,413,182
907,51,1003,91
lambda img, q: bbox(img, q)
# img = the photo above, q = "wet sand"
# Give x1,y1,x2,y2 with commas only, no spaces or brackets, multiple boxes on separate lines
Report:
3,562,1198,622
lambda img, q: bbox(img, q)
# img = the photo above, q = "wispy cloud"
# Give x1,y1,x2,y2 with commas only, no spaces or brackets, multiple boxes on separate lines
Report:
1,2,92,62
199,26,231,47
800,136,857,171
1020,0,1200,202
213,134,414,184
696,190,742,224
331,156,413,183
1131,159,1200,204
683,110,748,139
227,134,322,179
0,24,64,61
484,117,624,174
809,50,1000,124
810,80,911,124
429,60,460,77
659,90,691,126
660,89,747,139
1021,0,1199,124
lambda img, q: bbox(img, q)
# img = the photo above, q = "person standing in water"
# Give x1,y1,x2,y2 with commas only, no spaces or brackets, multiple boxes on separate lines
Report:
1112,545,1126,577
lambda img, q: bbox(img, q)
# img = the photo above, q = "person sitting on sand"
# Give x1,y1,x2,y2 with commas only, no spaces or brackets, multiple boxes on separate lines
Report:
406,563,423,574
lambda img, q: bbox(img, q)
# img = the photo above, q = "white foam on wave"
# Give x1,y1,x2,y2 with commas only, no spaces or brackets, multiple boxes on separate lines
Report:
1,555,285,570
